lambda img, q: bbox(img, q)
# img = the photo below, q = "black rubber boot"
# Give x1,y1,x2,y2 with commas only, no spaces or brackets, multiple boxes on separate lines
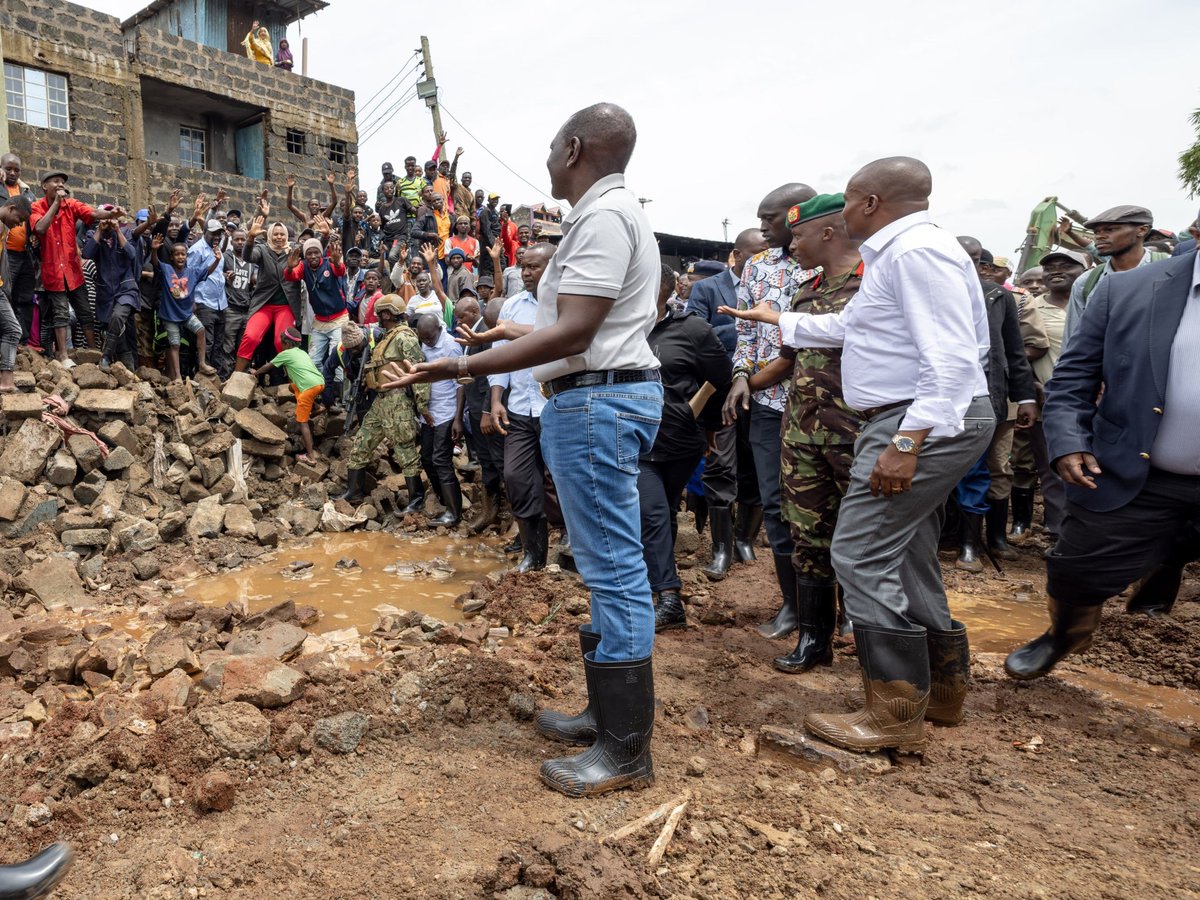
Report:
773,579,836,674
686,491,708,534
1004,596,1104,680
757,553,799,639
540,653,655,797
339,467,366,503
734,504,763,563
400,476,426,514
502,532,523,554
535,625,600,744
466,483,501,534
430,479,462,527
514,516,548,573
654,590,686,632
1009,487,1034,538
701,506,734,581
0,843,74,899
926,620,970,725
985,499,1019,561
956,512,984,573
805,623,930,753
1126,527,1200,616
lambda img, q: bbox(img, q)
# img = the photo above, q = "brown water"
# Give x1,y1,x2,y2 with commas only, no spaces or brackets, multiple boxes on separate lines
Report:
177,532,505,631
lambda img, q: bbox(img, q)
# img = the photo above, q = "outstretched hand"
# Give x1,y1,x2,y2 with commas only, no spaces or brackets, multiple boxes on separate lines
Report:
717,302,781,326
378,357,455,389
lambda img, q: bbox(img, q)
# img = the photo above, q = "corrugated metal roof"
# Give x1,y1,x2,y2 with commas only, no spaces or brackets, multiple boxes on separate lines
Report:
121,0,328,31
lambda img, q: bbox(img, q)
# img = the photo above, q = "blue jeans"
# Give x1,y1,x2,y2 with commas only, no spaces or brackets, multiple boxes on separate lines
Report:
540,379,663,662
308,325,344,383
954,454,991,516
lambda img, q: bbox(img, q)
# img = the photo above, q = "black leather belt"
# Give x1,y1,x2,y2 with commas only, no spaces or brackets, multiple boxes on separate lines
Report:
541,369,661,398
857,399,912,420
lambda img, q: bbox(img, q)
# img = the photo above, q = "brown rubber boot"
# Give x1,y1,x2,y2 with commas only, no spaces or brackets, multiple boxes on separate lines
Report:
805,622,929,753
845,619,970,725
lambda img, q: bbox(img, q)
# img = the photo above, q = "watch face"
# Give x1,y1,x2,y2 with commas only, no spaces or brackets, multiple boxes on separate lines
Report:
894,436,916,452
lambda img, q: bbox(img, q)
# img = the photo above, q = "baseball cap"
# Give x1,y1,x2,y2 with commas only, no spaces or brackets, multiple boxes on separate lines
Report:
1039,248,1090,268
991,255,1013,270
688,260,727,277
1083,205,1153,228
488,192,500,200
135,208,150,223
205,218,223,233
978,249,995,265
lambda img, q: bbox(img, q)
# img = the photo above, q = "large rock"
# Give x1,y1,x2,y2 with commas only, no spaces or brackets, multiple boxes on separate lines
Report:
15,557,88,611
196,431,235,458
73,471,107,505
187,495,226,540
757,725,892,775
0,419,61,483
278,502,320,537
220,657,307,708
234,408,287,445
67,433,103,473
222,505,256,538
0,478,27,521
72,363,117,389
149,667,194,709
220,372,257,411
45,450,77,486
227,623,308,661
98,420,140,455
73,389,135,416
101,446,136,472
144,634,201,677
311,711,368,755
0,392,44,419
0,499,58,538
240,439,284,459
60,528,111,550
116,519,160,553
195,702,271,758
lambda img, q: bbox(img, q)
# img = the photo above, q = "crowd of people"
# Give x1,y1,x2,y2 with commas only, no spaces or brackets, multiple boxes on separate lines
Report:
1,99,1198,843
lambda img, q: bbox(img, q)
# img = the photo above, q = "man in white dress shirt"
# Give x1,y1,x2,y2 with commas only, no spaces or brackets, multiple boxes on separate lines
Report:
722,157,994,754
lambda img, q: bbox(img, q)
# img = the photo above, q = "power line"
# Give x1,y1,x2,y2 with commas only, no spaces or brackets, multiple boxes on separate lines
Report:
356,61,421,129
438,100,558,206
356,51,420,119
358,83,418,141
358,87,419,146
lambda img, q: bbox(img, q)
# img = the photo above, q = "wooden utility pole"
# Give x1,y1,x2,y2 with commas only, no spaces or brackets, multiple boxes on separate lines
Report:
417,36,444,151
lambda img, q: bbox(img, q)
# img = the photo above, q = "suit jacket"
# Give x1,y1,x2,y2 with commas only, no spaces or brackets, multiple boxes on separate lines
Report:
1043,251,1196,512
685,270,738,355
1173,238,1197,257
982,281,1037,424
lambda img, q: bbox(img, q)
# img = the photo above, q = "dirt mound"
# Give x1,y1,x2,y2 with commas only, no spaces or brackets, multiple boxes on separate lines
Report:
1083,597,1200,689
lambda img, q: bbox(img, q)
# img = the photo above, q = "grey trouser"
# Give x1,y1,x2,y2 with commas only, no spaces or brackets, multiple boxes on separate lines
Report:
831,395,995,633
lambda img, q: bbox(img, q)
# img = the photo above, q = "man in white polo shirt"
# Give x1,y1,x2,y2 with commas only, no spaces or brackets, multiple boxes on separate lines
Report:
382,102,664,798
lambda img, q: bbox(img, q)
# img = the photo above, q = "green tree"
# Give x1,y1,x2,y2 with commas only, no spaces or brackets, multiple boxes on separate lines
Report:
1180,108,1200,198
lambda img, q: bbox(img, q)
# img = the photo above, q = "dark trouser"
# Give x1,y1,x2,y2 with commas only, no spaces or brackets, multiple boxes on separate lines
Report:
702,413,760,509
504,412,546,520
748,401,792,556
195,305,224,372
467,402,504,491
420,420,457,489
4,249,36,344
101,301,138,365
47,283,93,329
638,453,701,593
832,396,995,632
1028,421,1066,534
0,286,20,371
1047,468,1200,606
222,307,250,376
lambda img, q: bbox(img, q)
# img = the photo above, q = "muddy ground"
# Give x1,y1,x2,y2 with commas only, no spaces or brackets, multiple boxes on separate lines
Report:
2,534,1198,900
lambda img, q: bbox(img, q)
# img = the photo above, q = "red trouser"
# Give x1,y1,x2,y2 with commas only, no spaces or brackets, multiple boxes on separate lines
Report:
237,303,295,361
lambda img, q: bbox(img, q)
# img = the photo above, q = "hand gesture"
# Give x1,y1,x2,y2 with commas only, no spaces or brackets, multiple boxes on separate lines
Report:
251,19,260,29
329,238,342,264
454,146,464,159
379,357,453,389
313,214,331,236
437,130,448,145
112,206,128,220
487,240,503,260
420,242,437,267
257,189,270,218
1057,216,1073,239
167,188,183,211
326,170,336,186
151,233,164,250
214,188,227,207
344,168,357,193
193,193,208,217
717,302,781,326
454,323,487,348
286,174,296,189
287,245,302,266
213,246,222,262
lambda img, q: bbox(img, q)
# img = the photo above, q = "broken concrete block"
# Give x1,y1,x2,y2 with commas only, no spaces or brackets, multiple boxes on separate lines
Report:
60,528,111,549
187,495,225,540
46,450,77,486
227,623,308,661
67,433,103,473
195,431,235,458
0,419,61,483
71,363,117,389
758,725,892,775
220,657,308,708
101,445,136,472
195,701,270,758
220,372,257,411
0,478,28,521
97,420,140,455
73,389,135,416
15,557,88,611
73,470,108,505
239,438,285,459
0,392,44,419
117,519,161,553
234,408,287,444
223,504,256,538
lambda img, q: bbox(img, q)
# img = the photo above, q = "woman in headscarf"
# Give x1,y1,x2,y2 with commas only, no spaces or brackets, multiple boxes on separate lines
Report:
242,21,272,65
275,37,294,71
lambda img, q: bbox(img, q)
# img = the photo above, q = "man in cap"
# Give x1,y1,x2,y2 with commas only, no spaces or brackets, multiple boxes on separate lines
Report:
769,193,866,674
376,162,397,206
341,293,429,506
1063,205,1166,348
725,183,817,637
1006,220,1200,679
189,217,230,376
30,171,125,364
686,228,769,580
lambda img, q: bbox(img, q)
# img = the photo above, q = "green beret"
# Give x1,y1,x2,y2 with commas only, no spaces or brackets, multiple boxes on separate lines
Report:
786,192,846,228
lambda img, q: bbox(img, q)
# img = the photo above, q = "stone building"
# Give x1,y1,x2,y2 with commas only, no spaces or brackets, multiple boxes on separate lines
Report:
1,0,356,215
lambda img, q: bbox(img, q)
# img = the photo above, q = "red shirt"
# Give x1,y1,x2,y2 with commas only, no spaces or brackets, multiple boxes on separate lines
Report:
29,196,95,292
446,235,480,272
500,219,519,268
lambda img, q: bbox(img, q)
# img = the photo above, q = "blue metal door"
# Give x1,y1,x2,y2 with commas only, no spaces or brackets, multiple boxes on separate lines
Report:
235,119,265,179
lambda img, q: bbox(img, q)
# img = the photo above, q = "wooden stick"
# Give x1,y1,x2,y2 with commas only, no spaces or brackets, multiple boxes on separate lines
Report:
646,798,689,867
600,791,689,844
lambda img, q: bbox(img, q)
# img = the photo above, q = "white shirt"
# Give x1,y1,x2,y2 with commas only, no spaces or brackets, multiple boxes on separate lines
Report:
532,173,660,382
406,291,443,321
1148,251,1200,474
777,210,990,437
488,290,547,417
420,327,463,426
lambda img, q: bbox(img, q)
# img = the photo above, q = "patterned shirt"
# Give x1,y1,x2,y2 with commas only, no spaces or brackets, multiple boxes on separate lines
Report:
732,246,814,411
784,264,865,445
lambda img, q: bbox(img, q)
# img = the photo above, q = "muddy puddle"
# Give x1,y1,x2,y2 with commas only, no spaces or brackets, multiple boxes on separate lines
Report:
178,532,507,632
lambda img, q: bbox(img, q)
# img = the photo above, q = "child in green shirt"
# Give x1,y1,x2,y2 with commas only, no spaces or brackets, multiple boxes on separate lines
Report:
252,326,325,463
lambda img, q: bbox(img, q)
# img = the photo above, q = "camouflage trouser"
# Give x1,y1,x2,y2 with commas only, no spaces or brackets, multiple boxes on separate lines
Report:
781,439,855,580
347,389,421,475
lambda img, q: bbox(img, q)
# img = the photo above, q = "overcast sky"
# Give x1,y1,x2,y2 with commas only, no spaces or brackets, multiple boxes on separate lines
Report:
94,0,1200,257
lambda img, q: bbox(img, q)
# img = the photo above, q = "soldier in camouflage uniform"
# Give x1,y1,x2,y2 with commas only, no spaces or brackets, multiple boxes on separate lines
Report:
341,294,431,511
772,195,865,674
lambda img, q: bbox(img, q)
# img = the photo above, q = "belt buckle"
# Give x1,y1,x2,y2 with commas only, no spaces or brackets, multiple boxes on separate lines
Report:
540,382,551,399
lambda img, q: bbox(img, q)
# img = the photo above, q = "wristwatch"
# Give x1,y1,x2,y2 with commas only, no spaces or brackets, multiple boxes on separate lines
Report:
455,355,474,385
891,434,920,455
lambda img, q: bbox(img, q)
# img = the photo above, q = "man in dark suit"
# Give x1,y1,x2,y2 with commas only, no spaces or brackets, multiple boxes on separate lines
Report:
686,229,768,578
1006,242,1200,679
